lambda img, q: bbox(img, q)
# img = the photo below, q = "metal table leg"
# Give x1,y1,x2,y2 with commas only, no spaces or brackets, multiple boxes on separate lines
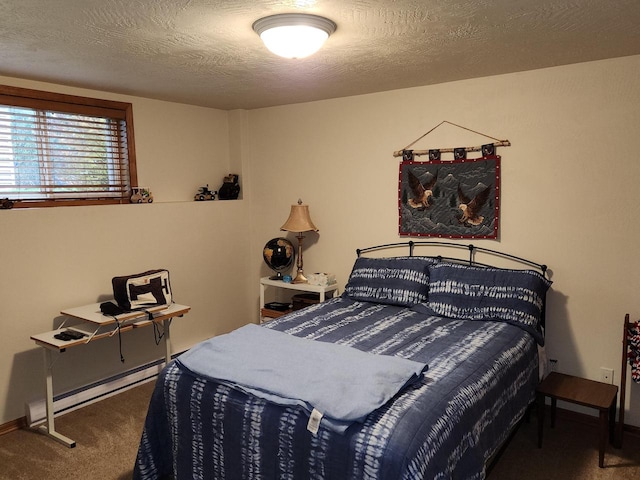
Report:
38,348,76,448
163,318,171,364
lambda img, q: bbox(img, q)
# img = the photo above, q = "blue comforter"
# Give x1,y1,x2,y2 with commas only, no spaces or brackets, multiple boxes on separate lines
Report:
135,297,538,480
177,323,428,433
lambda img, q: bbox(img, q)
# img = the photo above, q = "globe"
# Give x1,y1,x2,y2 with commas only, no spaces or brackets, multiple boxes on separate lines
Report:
263,237,295,280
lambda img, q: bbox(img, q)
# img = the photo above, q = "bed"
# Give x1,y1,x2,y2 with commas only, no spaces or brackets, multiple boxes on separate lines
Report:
134,241,551,480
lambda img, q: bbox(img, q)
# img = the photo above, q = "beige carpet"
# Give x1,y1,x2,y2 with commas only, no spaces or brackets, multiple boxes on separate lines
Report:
0,380,638,479
0,381,155,480
489,414,640,480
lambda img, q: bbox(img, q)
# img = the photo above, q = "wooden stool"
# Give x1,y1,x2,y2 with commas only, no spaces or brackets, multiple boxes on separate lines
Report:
537,372,618,468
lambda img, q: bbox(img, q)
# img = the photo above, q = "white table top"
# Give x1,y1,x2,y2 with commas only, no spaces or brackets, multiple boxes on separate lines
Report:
260,276,339,293
31,302,190,350
60,302,189,325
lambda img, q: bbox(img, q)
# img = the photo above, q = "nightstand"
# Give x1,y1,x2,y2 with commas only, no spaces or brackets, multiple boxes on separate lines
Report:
259,277,339,322
536,372,618,468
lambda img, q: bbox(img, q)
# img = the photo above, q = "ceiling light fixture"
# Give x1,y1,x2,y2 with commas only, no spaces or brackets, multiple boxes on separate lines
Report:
252,13,337,59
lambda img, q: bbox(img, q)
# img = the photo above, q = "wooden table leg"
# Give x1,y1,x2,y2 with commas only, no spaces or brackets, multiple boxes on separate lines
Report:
550,397,557,428
610,395,617,446
537,392,545,448
599,410,607,468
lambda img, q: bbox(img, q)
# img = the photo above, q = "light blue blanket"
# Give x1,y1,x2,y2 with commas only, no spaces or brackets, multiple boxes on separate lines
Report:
178,323,428,433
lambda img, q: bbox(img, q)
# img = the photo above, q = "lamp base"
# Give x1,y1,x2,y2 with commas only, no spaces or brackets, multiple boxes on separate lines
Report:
291,271,308,284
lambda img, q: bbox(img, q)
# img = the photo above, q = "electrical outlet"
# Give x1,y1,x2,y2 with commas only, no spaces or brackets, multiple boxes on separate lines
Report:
600,367,614,384
549,359,558,372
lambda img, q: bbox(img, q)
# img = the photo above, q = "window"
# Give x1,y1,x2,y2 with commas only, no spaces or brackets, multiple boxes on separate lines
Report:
0,85,137,207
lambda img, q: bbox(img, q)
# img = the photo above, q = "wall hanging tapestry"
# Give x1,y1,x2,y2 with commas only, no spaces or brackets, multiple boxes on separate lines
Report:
398,156,500,239
395,121,508,239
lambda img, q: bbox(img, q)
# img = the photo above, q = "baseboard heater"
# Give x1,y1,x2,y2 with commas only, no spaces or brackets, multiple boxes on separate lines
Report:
25,353,182,427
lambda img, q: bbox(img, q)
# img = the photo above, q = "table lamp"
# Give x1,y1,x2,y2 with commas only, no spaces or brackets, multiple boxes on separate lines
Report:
280,199,318,283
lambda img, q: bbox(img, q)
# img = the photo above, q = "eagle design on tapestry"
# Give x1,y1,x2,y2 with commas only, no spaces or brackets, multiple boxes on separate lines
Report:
398,156,500,239
457,184,491,226
407,169,438,210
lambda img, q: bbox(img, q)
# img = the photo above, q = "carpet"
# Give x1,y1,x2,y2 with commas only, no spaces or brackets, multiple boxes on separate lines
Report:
0,381,155,480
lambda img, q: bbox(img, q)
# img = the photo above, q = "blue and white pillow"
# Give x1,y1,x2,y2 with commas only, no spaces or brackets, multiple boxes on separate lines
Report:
345,257,436,307
426,262,552,343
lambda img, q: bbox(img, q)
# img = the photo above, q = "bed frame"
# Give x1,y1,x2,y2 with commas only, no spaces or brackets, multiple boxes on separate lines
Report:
357,240,550,344
135,241,551,479
356,240,550,474
356,240,548,277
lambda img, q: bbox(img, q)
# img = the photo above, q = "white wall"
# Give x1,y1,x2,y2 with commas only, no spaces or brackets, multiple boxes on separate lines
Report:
0,76,253,425
245,55,640,427
2,54,640,429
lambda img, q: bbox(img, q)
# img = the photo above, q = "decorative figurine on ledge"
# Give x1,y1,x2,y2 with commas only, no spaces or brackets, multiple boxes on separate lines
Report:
194,184,217,201
1,198,15,209
131,187,153,203
218,174,240,200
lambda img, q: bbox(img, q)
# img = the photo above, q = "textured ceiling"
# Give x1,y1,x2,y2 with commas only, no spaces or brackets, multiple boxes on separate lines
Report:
0,0,639,110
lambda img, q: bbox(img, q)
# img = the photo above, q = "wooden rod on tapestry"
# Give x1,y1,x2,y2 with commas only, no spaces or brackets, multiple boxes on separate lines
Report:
392,120,510,160
393,140,511,159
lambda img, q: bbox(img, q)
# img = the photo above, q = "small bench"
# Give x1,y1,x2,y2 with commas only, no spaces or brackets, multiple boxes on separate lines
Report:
536,372,618,468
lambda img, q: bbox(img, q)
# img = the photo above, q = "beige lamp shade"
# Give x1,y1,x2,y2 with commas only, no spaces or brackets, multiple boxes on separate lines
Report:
280,201,318,233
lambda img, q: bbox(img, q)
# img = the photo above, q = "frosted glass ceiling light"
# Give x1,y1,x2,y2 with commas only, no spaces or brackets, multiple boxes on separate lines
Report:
253,13,336,59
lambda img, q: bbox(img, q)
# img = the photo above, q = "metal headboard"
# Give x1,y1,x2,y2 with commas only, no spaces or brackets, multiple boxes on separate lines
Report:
355,241,550,331
356,241,548,277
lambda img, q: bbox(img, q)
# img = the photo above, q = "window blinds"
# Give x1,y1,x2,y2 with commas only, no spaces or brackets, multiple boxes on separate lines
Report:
0,85,136,207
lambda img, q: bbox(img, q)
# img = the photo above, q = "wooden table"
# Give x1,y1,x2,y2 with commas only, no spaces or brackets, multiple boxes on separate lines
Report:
536,372,618,468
